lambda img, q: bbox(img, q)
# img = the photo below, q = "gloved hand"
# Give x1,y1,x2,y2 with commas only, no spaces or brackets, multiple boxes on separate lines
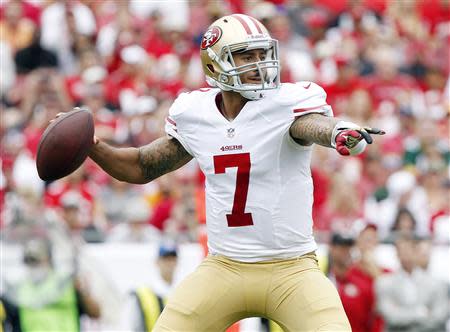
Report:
332,122,385,156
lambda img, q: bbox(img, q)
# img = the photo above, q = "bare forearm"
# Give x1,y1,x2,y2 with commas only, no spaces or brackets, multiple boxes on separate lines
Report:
88,141,143,183
138,137,193,182
289,113,340,147
88,136,193,184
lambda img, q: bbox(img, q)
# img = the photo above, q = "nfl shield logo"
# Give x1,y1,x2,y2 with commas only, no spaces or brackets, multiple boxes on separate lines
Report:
227,128,235,138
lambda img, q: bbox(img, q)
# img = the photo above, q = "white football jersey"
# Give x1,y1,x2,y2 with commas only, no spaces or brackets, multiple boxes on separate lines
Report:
165,82,333,262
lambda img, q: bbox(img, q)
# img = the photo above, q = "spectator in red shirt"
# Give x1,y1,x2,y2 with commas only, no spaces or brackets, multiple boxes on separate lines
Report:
327,232,379,332
148,177,175,232
65,48,107,104
20,70,71,158
0,0,36,53
0,0,41,26
104,44,152,108
349,221,390,332
322,57,363,116
362,46,419,109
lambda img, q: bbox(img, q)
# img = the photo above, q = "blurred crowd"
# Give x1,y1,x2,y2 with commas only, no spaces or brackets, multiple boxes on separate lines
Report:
1,0,449,243
0,0,449,331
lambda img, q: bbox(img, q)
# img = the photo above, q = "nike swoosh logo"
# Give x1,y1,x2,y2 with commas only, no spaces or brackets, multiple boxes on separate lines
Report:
304,83,311,89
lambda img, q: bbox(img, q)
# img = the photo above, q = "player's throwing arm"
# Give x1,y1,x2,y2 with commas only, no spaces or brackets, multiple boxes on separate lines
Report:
88,136,192,184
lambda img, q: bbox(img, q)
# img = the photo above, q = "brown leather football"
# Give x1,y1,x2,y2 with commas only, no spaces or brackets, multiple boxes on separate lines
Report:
36,108,94,181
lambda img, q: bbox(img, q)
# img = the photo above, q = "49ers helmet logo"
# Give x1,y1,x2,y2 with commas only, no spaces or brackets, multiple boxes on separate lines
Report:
201,26,222,49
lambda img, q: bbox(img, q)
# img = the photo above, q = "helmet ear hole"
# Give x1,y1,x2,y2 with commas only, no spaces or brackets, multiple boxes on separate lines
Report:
219,74,229,83
206,64,215,73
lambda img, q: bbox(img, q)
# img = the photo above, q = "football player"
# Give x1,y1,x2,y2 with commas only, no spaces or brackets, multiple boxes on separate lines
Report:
89,14,384,331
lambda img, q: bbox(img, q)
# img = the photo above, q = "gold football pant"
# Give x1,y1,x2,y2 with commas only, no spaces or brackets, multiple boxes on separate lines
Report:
153,253,351,332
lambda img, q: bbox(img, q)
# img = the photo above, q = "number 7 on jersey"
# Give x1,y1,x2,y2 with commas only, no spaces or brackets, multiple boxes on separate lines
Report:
213,153,254,227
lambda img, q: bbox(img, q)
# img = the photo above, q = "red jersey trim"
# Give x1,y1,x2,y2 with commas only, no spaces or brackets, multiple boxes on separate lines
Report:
166,117,177,126
293,104,328,113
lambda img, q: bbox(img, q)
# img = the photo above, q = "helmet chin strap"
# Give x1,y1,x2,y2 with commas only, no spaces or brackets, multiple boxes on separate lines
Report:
206,76,233,92
206,76,266,100
239,89,265,100
206,76,264,100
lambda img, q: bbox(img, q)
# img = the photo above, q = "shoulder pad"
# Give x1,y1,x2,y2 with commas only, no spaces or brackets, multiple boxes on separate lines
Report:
168,88,217,118
275,82,326,106
167,92,192,118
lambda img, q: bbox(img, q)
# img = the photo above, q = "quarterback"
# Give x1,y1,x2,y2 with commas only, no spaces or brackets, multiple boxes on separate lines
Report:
89,14,384,331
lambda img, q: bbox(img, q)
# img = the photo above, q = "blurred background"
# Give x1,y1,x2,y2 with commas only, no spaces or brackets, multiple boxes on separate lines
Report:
0,0,448,331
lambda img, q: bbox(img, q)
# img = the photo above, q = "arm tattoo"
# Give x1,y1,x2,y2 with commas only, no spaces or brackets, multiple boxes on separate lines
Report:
289,113,340,147
138,136,193,181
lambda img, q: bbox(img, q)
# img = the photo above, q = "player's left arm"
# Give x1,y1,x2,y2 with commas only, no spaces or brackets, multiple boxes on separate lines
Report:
289,113,385,155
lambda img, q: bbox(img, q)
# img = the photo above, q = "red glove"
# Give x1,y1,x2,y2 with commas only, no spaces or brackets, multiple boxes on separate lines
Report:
335,127,385,156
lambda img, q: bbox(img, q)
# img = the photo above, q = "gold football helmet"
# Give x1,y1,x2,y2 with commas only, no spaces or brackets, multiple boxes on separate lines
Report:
200,14,280,100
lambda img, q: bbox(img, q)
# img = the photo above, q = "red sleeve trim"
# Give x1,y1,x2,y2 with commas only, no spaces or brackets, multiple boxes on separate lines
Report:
166,117,177,126
293,104,328,113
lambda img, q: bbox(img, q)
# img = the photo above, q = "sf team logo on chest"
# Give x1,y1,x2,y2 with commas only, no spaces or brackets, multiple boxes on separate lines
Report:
201,26,222,49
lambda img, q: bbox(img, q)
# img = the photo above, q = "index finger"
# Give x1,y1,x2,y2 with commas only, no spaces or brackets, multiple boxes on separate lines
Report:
357,129,373,144
364,127,386,135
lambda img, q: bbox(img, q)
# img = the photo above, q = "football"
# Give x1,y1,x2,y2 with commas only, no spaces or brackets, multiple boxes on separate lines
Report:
36,108,94,181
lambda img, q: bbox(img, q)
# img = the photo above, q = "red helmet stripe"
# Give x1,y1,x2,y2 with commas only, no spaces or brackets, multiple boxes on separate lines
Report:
249,16,263,34
232,14,252,35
